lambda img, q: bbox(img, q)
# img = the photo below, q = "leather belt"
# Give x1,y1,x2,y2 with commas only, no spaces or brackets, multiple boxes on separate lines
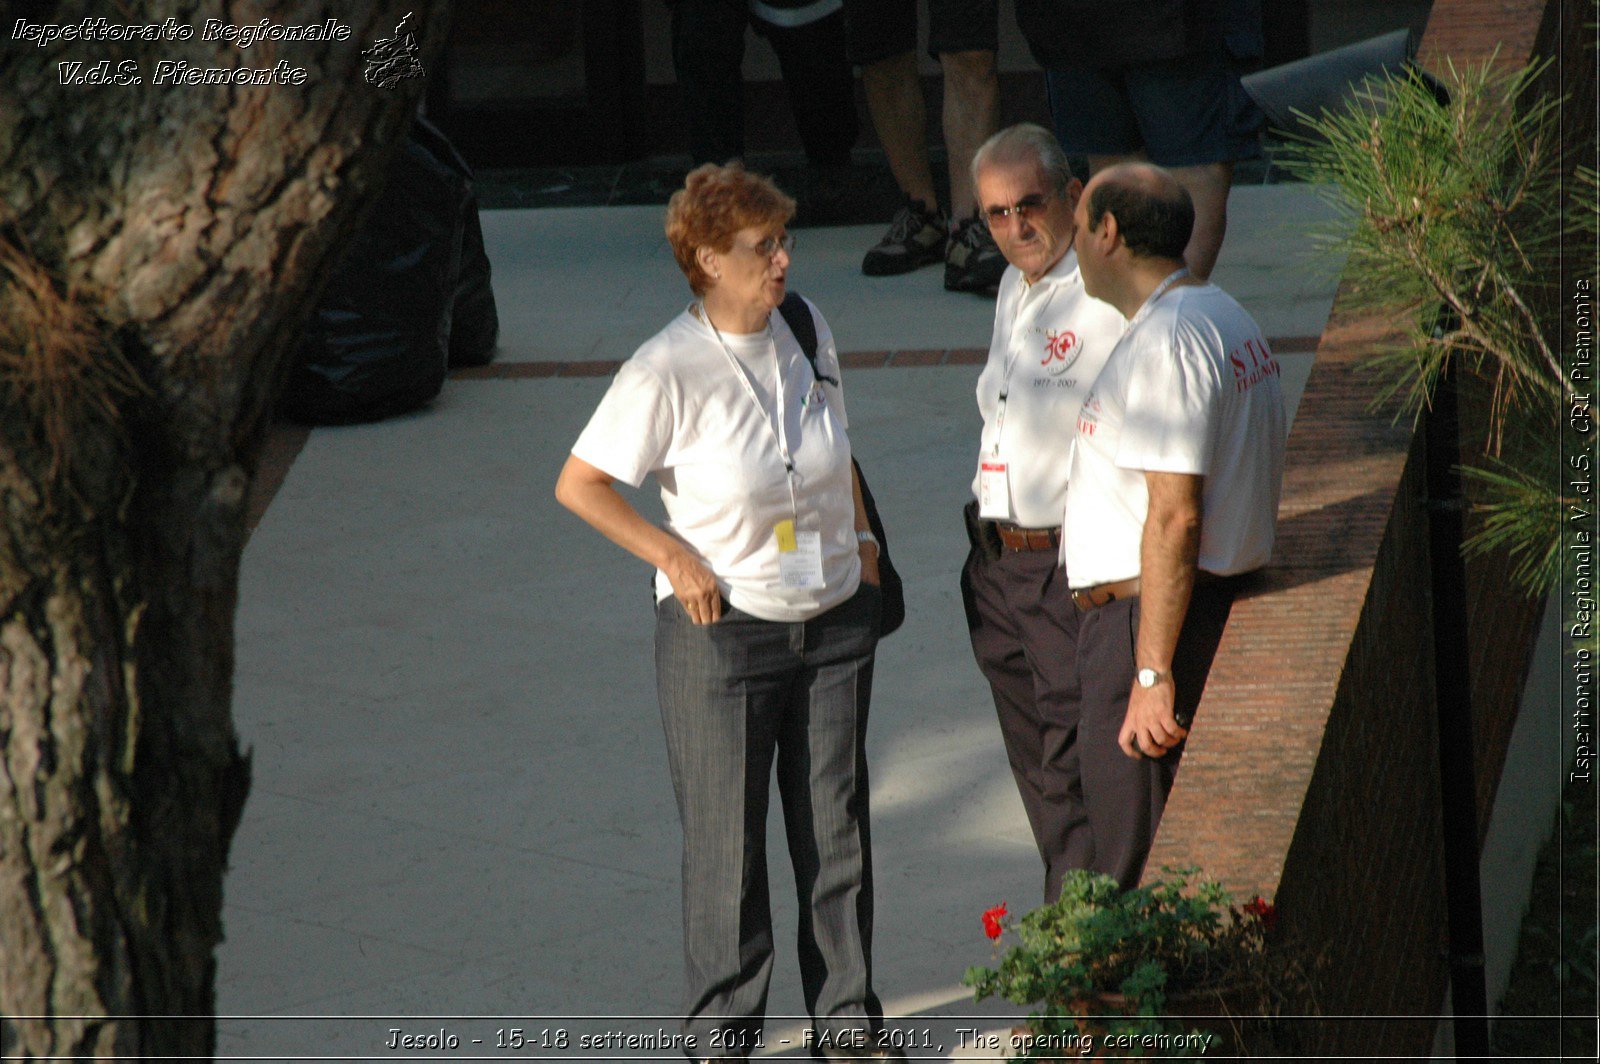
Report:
1071,577,1141,610
1071,571,1233,611
995,523,1061,552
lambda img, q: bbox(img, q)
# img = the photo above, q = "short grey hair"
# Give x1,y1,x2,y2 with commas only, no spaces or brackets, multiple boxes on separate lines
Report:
970,123,1075,199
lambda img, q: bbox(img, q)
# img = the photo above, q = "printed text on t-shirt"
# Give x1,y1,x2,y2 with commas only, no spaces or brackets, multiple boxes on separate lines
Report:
1229,338,1280,393
1077,393,1102,437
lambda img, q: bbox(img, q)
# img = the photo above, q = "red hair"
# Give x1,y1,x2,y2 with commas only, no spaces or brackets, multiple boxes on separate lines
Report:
665,163,796,296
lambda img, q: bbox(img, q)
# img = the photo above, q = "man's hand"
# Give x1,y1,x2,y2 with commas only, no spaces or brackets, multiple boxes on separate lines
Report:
1119,676,1187,759
1124,469,1203,758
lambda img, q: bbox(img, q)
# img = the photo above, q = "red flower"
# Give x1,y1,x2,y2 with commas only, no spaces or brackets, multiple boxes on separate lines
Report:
1243,896,1278,930
982,903,1008,941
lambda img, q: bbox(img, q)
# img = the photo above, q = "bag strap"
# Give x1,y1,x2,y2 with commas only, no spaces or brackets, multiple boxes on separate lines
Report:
776,291,838,386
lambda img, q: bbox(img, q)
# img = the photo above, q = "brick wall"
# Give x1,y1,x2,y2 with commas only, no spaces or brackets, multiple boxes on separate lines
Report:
1143,0,1564,1056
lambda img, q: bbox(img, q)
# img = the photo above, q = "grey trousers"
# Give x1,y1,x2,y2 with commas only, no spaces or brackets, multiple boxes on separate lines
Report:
655,583,883,1051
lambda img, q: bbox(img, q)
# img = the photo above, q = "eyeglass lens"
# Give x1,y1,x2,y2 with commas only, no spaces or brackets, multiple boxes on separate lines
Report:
985,196,1048,224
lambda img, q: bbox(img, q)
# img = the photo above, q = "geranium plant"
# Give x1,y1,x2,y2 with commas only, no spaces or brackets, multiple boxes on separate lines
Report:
964,868,1303,1060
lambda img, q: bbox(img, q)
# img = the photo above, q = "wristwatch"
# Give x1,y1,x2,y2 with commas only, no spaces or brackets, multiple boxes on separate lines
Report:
856,529,879,551
1136,667,1168,689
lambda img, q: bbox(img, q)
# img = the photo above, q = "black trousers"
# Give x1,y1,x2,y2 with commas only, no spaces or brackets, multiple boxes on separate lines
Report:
1072,580,1237,889
961,544,1091,903
963,542,1238,896
669,0,859,166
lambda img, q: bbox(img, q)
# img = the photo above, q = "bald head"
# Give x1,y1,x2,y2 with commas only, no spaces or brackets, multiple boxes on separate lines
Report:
1082,162,1194,263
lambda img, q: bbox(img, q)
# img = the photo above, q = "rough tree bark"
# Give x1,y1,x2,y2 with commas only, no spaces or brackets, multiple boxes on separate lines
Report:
0,2,449,1056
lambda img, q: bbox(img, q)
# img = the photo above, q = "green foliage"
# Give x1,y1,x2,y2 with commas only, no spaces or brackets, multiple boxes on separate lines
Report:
964,869,1286,1060
1275,58,1590,596
1458,456,1565,594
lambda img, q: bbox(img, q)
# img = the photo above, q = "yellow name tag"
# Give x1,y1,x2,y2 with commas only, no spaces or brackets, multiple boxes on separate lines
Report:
774,519,797,553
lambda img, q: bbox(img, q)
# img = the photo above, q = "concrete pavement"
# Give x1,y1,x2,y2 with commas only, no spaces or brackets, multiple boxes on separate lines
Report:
214,184,1345,1060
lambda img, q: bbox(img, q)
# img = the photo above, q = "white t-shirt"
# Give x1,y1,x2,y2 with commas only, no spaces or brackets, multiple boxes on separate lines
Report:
571,300,859,622
972,249,1126,528
1062,283,1287,587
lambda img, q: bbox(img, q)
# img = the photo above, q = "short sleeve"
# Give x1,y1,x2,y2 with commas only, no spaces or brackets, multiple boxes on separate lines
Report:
1114,319,1219,476
570,358,675,488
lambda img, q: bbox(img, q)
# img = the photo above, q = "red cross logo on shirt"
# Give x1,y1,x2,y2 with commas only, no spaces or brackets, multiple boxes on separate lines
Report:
1042,329,1077,365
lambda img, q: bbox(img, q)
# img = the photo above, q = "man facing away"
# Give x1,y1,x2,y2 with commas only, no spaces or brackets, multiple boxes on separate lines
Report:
961,124,1126,902
1062,162,1287,888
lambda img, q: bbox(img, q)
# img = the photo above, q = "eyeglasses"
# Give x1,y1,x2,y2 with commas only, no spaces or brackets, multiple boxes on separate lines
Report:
984,194,1051,228
736,233,796,259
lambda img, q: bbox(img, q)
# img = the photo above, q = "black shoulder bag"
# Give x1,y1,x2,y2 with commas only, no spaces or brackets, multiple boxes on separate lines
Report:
776,292,906,638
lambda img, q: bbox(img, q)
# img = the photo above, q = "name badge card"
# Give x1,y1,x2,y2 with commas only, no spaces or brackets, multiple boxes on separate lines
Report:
775,519,825,588
978,460,1011,520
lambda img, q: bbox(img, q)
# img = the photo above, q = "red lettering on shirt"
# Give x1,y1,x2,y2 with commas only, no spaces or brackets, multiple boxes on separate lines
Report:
1042,329,1078,365
1231,337,1280,392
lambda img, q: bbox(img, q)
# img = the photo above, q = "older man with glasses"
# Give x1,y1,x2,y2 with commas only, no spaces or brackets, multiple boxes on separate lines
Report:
959,124,1126,903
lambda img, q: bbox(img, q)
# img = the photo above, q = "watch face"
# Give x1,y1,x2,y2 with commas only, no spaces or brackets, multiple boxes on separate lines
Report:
1137,668,1159,688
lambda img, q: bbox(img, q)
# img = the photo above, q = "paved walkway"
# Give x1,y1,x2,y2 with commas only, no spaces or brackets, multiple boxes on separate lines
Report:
215,186,1345,1060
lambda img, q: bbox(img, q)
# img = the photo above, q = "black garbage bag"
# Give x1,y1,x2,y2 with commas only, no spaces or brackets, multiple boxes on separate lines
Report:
409,118,500,368
280,121,469,424
448,203,499,367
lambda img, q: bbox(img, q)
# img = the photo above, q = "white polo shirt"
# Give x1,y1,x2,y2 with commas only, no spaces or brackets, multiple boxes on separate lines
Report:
1062,283,1287,587
571,300,860,622
972,249,1125,528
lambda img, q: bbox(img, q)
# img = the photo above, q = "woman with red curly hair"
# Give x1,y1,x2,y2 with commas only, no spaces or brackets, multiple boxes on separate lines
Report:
556,163,896,1062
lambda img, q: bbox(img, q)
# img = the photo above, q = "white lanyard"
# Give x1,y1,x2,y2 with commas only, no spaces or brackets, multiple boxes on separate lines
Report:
992,280,1061,456
1125,267,1190,334
704,307,801,521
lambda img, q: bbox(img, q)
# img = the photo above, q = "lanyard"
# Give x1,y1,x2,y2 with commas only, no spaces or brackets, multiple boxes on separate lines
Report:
992,279,1062,456
1125,267,1190,334
704,306,802,521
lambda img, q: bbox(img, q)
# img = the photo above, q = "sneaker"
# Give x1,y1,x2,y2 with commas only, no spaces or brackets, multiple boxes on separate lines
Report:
944,214,1007,296
862,199,948,276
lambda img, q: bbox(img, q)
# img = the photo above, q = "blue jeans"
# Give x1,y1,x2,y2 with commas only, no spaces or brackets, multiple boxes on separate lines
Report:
654,583,883,1052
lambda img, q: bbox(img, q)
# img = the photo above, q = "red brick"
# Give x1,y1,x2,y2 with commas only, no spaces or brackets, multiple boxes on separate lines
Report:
450,362,560,379
1145,6,1559,1058
888,349,942,367
840,351,891,369
558,359,621,377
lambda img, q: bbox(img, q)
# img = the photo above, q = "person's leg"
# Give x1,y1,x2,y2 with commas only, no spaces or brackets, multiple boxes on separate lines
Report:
1072,583,1238,889
962,547,1093,899
1109,49,1263,279
856,50,946,276
669,0,749,165
1072,597,1177,890
929,0,1003,294
1166,162,1233,281
937,49,999,219
757,10,859,168
656,597,792,1048
774,583,883,1046
841,0,944,275
860,50,937,212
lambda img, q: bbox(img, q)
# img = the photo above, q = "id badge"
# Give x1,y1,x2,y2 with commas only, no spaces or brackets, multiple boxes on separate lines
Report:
775,520,825,588
978,460,1011,520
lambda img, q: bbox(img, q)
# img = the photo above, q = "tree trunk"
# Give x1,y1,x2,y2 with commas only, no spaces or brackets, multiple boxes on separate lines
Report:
0,2,449,1055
